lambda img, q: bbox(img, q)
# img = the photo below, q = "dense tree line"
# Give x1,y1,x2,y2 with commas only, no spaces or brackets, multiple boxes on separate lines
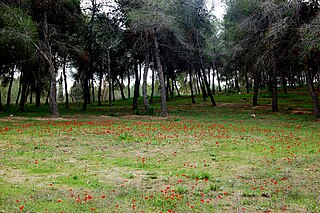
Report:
0,0,319,117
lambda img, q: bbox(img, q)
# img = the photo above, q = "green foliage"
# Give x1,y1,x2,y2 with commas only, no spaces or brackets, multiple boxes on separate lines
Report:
0,6,38,62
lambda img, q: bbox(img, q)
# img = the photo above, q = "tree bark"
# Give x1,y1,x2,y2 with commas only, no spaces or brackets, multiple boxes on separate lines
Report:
35,75,41,108
197,69,207,101
201,68,216,106
127,68,131,99
82,76,89,110
62,56,69,109
133,59,140,111
0,92,3,112
253,71,260,106
0,91,3,112
281,72,287,94
116,77,126,100
48,64,60,117
150,60,155,103
107,50,112,107
216,68,222,92
98,68,103,106
211,65,216,95
16,75,22,105
173,75,181,96
153,35,168,117
143,52,150,112
270,70,278,112
189,68,196,104
7,67,14,107
306,64,320,118
19,80,28,112
91,78,95,102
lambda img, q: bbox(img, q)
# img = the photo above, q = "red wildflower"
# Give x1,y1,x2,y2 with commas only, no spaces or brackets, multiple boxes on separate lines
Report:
19,206,24,211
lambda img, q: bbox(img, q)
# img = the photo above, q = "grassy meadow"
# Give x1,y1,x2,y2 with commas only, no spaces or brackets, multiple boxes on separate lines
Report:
0,89,319,212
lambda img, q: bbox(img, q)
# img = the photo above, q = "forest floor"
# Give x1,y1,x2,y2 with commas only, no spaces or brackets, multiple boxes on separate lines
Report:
0,89,319,212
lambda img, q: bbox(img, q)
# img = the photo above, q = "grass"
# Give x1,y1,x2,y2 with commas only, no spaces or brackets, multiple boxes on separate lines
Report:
0,89,319,212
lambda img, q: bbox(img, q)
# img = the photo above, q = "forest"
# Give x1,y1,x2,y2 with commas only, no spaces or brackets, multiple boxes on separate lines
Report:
1,1,320,212
0,0,319,118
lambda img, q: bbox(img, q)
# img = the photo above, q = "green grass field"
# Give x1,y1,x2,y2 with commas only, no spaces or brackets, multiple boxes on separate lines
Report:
0,90,319,212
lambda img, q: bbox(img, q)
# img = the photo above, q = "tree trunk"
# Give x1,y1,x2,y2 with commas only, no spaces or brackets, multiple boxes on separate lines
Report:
16,75,22,105
116,77,126,100
270,71,278,112
0,92,3,112
281,72,287,94
127,69,131,99
198,70,207,100
166,73,170,101
98,68,103,106
189,68,196,104
150,62,155,103
82,76,89,110
216,68,222,92
253,71,260,106
211,65,216,95
306,64,320,118
6,67,14,107
173,75,181,96
29,90,33,104
19,81,28,112
143,52,150,112
35,76,41,108
235,71,240,93
107,50,112,107
62,56,69,109
154,35,168,117
133,59,140,111
91,78,95,102
112,80,116,102
201,68,216,106
245,72,250,93
48,64,60,117
37,11,60,117
46,84,50,105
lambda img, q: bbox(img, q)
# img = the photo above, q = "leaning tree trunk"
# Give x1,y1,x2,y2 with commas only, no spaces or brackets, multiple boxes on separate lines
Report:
35,11,60,117
197,70,207,101
16,75,22,105
154,35,168,117
201,68,217,106
173,75,181,96
142,52,150,112
306,64,320,118
116,77,126,101
19,81,28,112
7,68,14,107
